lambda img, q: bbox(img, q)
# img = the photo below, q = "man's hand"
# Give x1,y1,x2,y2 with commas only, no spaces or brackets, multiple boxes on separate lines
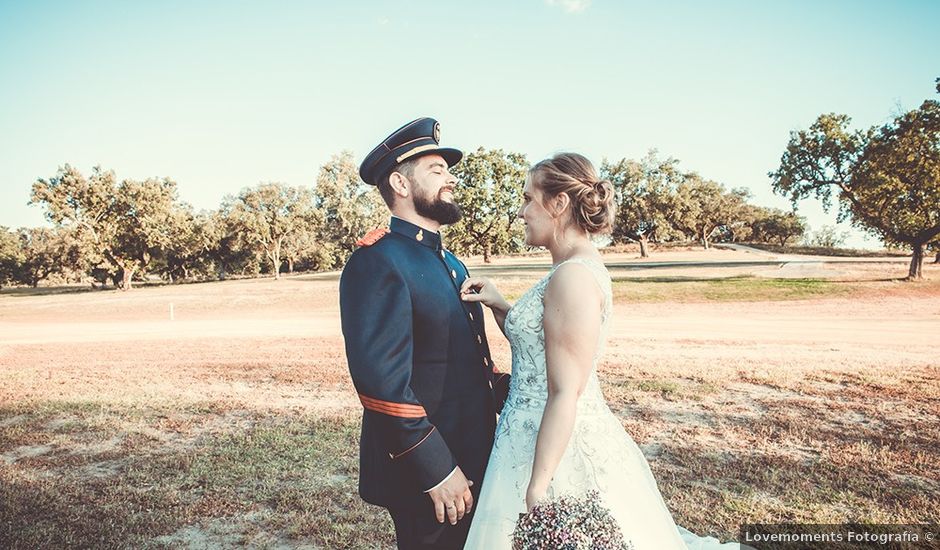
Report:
427,467,474,525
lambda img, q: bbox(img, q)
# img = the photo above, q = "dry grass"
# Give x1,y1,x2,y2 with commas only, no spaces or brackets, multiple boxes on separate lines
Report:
1,253,938,548
0,407,393,549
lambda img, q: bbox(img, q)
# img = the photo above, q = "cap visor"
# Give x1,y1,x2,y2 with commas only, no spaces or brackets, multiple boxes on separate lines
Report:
410,147,462,168
438,147,463,168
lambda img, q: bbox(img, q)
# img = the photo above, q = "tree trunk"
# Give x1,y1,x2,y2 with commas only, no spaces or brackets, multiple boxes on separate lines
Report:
271,253,281,280
483,242,491,264
638,235,650,258
907,242,924,280
934,250,939,264
121,267,135,290
701,229,710,250
288,258,294,274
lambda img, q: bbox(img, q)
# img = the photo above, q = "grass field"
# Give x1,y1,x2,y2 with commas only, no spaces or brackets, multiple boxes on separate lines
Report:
1,249,938,548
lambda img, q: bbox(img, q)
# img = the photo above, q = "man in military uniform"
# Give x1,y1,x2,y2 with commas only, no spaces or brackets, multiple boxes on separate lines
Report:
340,117,510,549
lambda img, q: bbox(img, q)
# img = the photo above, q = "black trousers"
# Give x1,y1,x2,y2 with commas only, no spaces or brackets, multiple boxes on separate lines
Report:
387,494,476,550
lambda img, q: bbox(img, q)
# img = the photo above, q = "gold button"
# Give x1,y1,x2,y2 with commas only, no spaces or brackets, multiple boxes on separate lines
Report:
440,250,445,258
488,381,493,390
483,358,489,367
451,269,457,279
477,335,482,344
416,229,424,241
468,312,474,321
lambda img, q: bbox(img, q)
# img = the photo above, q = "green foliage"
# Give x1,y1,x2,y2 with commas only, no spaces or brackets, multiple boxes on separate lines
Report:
602,151,684,256
209,210,261,278
805,225,850,248
159,208,221,282
714,188,757,243
14,227,78,287
0,226,23,289
771,80,940,279
603,151,763,254
314,151,386,269
30,165,116,235
674,176,730,249
110,177,182,287
750,208,808,246
771,114,865,216
222,182,324,279
854,100,940,248
30,166,188,288
446,148,529,262
282,226,336,273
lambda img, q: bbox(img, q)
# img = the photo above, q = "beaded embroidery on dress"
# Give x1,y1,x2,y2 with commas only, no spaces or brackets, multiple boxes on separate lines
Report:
464,258,739,550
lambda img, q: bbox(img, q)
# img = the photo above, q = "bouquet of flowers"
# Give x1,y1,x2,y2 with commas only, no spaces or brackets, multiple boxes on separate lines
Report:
511,490,633,550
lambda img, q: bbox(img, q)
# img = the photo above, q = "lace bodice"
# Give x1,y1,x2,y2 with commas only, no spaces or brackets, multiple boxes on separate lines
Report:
501,258,613,415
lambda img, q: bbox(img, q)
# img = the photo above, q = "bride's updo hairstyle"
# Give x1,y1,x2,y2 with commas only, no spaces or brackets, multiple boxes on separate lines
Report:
529,152,615,234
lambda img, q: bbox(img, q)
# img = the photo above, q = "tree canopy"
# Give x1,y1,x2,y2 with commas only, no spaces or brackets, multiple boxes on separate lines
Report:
749,208,808,246
602,151,683,257
771,83,940,279
30,166,186,288
222,183,323,280
0,227,22,290
602,151,787,255
314,151,387,269
447,148,529,262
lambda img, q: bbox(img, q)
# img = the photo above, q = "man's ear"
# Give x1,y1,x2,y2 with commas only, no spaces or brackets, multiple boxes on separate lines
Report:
389,172,409,198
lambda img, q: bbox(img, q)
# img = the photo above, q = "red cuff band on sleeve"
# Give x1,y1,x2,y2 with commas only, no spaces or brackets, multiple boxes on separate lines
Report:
358,393,428,418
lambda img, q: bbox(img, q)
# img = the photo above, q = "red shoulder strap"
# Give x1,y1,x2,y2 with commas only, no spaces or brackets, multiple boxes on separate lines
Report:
356,227,390,247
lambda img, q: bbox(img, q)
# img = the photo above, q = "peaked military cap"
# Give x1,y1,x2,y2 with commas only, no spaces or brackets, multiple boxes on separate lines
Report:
359,117,463,186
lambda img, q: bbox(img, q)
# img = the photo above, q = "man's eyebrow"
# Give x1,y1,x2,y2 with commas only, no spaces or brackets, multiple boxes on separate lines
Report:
428,161,446,169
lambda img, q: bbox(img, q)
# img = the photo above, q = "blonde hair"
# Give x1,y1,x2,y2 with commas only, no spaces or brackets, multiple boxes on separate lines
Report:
529,152,615,234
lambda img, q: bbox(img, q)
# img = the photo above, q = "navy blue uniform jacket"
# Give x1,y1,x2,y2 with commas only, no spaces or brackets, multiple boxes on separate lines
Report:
339,217,510,507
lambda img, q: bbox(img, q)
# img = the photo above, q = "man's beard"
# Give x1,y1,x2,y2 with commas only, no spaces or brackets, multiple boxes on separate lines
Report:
413,188,462,225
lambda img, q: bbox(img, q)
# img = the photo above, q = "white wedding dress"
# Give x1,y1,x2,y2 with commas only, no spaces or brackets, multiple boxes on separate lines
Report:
464,258,739,550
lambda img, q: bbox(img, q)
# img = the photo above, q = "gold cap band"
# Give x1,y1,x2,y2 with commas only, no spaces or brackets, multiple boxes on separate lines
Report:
396,144,439,163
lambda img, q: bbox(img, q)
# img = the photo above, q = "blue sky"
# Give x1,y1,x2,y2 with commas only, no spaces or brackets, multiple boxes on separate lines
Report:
1,0,937,248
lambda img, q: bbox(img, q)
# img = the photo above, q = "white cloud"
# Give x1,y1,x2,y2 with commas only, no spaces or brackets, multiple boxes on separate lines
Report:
546,0,591,13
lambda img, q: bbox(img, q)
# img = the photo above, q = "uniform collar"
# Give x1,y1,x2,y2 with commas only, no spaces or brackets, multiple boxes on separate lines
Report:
389,216,443,251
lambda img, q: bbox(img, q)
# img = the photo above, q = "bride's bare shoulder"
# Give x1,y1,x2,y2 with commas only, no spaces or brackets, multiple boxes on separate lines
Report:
544,259,603,308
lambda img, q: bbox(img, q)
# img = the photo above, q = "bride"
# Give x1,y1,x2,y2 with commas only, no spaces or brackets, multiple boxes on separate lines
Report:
460,153,738,549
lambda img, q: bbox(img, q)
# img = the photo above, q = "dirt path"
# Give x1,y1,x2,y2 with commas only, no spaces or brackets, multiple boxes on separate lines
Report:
2,292,934,353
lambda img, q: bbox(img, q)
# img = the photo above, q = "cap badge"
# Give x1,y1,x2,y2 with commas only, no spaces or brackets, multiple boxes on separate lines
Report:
416,229,424,242
433,122,441,143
